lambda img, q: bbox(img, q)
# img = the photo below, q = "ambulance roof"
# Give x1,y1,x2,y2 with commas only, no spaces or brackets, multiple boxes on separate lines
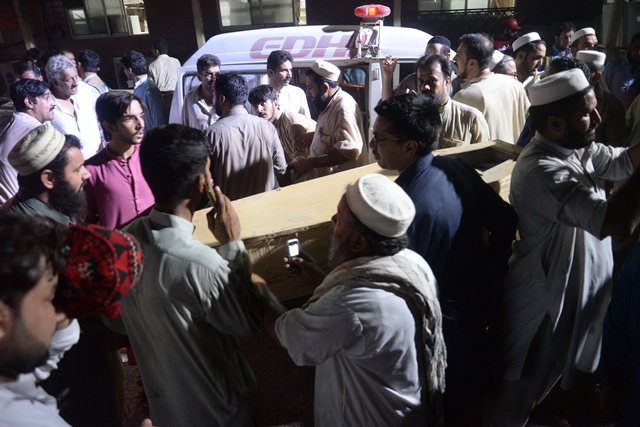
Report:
182,25,433,68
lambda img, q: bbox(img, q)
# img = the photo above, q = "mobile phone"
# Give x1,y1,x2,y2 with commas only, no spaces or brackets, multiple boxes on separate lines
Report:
287,238,300,258
206,180,217,210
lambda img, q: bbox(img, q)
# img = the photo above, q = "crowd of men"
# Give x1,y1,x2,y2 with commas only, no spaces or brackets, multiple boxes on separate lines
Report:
2,21,640,427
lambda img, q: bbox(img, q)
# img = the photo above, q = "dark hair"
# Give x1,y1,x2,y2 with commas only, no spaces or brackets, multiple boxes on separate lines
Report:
548,57,591,80
630,32,640,46
267,50,293,71
139,124,210,206
24,47,44,63
10,79,50,112
197,54,221,74
583,62,604,74
77,50,101,72
121,51,147,76
493,55,515,74
555,22,576,38
346,208,409,257
17,135,83,193
416,54,453,78
305,68,340,88
152,39,169,55
458,33,494,70
96,91,145,141
529,86,593,133
214,72,248,106
248,84,277,106
513,40,546,56
0,212,66,311
16,62,42,79
374,93,442,157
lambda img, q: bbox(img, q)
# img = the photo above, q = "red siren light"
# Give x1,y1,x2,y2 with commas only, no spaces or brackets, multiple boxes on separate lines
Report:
354,4,391,20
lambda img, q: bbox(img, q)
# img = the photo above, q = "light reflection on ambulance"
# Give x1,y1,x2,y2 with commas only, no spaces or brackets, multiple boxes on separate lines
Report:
169,23,434,145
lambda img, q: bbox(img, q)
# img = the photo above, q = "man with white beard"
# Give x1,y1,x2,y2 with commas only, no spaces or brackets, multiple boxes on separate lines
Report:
260,173,446,427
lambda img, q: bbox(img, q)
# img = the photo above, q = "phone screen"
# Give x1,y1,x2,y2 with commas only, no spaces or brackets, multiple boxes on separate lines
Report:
288,239,300,258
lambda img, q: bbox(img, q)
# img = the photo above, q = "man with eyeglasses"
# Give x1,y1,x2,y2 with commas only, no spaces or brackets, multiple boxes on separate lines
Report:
0,79,56,204
181,54,221,131
370,93,517,426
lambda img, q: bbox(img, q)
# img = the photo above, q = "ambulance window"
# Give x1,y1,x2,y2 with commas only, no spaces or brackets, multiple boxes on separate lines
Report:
182,72,269,96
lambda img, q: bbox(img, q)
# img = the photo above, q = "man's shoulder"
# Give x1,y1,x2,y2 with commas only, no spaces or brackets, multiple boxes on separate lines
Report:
85,147,111,166
281,111,309,126
125,216,221,267
449,99,484,117
606,56,626,69
282,84,305,96
0,113,40,141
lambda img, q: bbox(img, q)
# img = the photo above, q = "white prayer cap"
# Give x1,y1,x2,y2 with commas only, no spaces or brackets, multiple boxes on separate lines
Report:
576,50,606,67
345,174,415,238
571,27,596,45
310,60,341,81
512,32,542,52
9,124,65,176
490,50,505,71
529,68,591,106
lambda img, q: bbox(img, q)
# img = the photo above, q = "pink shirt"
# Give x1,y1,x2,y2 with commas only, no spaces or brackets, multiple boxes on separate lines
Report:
84,146,154,229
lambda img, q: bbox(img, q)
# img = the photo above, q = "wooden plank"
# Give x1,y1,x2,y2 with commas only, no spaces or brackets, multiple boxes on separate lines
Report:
193,141,521,300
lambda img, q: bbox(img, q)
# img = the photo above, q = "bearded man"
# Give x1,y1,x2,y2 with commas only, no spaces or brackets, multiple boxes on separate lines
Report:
3,124,90,225
261,173,446,427
488,68,640,426
290,60,366,181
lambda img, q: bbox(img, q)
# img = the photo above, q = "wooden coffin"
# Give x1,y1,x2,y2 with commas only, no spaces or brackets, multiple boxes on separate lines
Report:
193,140,521,301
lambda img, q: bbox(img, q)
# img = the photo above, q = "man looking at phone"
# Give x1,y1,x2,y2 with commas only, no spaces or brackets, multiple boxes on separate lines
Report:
84,91,154,228
105,124,263,426
260,173,446,426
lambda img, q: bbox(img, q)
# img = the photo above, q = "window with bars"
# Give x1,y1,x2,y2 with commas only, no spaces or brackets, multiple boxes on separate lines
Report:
418,0,515,11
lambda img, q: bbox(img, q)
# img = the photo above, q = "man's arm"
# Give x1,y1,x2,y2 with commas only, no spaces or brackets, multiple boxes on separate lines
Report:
289,149,353,175
201,187,262,335
381,55,398,101
270,128,288,175
601,166,640,237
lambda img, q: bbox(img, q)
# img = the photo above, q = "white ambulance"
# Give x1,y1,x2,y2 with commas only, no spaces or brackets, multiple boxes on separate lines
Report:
169,5,436,142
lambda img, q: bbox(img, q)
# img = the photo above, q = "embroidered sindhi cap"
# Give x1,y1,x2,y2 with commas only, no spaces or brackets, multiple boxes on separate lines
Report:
311,60,341,81
529,68,591,107
571,27,596,45
8,124,65,176
345,173,416,238
57,224,143,319
576,50,606,67
512,32,542,52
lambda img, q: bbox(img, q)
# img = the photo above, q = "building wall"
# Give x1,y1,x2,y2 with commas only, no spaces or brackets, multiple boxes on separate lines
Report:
307,0,395,26
0,0,204,89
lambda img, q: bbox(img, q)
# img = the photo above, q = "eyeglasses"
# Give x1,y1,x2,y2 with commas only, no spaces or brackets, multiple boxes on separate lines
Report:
371,135,403,147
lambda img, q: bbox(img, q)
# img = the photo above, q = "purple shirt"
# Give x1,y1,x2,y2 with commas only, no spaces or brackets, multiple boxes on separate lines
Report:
85,146,154,229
